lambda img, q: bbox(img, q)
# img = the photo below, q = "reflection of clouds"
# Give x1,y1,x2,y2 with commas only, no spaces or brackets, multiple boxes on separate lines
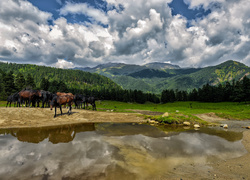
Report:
0,129,247,179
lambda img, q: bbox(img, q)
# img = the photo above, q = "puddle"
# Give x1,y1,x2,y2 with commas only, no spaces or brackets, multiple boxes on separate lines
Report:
0,123,247,179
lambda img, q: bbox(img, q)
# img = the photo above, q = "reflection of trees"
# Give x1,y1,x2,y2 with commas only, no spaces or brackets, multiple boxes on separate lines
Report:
2,123,95,144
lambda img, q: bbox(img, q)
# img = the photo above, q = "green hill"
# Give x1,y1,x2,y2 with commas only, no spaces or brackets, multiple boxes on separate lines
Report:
163,60,250,91
0,62,121,92
77,60,250,94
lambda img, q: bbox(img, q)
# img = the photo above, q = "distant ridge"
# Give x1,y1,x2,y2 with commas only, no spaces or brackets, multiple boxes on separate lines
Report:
144,62,180,69
75,60,250,93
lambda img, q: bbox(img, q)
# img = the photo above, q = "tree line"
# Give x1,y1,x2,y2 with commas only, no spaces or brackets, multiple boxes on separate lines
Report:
161,76,250,103
0,69,160,104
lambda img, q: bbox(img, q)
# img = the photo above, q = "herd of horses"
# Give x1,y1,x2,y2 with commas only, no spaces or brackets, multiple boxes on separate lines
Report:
6,89,97,117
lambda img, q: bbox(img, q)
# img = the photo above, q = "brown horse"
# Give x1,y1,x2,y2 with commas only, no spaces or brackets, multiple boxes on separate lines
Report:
19,89,42,107
56,92,74,96
50,94,74,117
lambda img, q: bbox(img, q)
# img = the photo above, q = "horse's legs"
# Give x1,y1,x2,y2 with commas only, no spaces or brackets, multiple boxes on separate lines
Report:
54,106,57,118
60,105,63,115
29,97,31,107
68,105,72,115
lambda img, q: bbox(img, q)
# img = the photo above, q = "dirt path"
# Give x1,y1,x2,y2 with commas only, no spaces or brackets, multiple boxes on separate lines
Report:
0,107,146,129
195,112,227,123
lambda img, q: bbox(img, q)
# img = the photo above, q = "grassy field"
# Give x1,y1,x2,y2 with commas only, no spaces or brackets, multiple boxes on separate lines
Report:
95,101,250,124
2,100,250,124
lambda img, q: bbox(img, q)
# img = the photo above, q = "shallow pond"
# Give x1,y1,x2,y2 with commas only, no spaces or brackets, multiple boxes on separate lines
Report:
0,123,247,180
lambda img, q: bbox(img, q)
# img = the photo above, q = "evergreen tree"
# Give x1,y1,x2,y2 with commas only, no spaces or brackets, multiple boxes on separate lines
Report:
231,81,244,103
48,80,59,93
188,88,198,101
242,76,250,101
58,81,68,92
224,82,233,101
40,77,49,91
169,89,176,102
15,72,26,91
26,73,35,88
4,71,16,96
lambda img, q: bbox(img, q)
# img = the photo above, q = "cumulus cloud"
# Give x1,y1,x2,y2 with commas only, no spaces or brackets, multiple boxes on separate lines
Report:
0,0,249,68
59,2,108,24
53,59,74,69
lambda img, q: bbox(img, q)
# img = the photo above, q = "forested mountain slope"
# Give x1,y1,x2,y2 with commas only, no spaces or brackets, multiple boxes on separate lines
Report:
0,62,121,94
77,60,250,93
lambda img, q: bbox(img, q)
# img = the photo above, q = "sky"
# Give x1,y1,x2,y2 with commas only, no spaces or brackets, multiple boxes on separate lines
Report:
0,0,249,68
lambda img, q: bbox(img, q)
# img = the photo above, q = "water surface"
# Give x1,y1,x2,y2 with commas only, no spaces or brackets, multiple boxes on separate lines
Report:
0,123,247,179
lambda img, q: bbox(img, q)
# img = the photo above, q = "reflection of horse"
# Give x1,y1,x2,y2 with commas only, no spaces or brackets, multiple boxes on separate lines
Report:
50,94,74,117
19,89,42,107
6,123,95,143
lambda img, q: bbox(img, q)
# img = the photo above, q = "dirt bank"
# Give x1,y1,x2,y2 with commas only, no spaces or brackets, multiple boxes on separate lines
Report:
0,107,146,129
195,112,227,123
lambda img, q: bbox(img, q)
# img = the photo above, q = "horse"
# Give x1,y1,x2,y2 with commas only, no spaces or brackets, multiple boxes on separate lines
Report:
50,94,74,118
41,90,53,108
6,92,20,107
19,89,42,107
56,92,74,96
86,96,97,110
74,94,86,109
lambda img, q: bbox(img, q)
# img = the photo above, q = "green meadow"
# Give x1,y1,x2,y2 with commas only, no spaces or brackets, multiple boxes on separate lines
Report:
95,101,250,124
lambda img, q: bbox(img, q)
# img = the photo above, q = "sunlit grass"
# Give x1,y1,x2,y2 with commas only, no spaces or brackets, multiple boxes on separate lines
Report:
96,101,250,120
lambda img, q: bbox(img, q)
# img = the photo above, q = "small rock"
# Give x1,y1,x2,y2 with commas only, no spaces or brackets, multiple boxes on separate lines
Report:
194,124,200,128
223,124,228,129
183,121,191,126
150,120,156,124
176,110,179,112
162,112,169,117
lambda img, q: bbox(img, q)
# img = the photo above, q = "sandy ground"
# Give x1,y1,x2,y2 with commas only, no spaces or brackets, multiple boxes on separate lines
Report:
1,107,250,179
0,107,146,129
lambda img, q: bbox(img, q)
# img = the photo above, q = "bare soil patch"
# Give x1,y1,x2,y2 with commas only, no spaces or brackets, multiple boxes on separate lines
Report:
195,112,227,123
0,107,146,129
126,109,164,116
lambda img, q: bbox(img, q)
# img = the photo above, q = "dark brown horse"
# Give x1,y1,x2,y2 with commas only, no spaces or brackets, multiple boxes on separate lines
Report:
56,92,74,96
50,94,74,117
19,89,42,107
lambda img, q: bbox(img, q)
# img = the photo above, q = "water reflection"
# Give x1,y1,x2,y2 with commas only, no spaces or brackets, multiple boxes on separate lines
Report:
0,123,95,144
0,123,247,180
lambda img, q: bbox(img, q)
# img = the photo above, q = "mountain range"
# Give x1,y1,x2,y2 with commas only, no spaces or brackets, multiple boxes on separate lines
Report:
74,60,250,94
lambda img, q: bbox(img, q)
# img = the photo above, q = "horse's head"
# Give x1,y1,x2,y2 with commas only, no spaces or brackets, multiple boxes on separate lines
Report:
37,90,42,97
50,96,57,110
